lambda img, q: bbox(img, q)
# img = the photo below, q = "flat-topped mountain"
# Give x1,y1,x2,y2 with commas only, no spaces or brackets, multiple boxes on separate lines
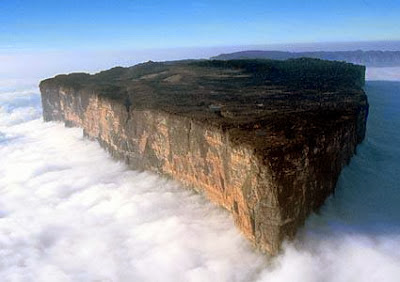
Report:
212,50,400,67
40,58,368,255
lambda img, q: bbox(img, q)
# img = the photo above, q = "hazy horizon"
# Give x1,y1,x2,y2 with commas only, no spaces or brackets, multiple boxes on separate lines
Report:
2,0,399,79
2,40,400,80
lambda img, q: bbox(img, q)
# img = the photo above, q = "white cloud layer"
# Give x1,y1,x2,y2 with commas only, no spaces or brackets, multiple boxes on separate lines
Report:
366,67,400,81
0,88,267,281
1,71,400,281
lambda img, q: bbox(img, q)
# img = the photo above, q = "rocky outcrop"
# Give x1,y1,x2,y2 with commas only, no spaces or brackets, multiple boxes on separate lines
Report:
40,59,368,255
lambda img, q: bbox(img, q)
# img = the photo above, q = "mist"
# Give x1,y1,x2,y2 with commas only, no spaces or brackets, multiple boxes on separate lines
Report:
2,40,400,79
0,86,267,281
1,67,400,281
367,67,400,81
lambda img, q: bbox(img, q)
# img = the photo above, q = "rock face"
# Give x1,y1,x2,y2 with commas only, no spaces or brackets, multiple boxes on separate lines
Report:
40,59,368,255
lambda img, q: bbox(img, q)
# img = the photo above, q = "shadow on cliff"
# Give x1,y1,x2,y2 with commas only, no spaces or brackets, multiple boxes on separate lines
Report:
301,81,400,239
254,81,400,282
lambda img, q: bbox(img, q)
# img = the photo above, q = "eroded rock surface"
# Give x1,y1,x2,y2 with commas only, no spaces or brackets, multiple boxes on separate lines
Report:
40,59,368,255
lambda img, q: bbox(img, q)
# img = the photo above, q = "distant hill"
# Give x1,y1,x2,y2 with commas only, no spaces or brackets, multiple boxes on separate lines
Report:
211,50,400,67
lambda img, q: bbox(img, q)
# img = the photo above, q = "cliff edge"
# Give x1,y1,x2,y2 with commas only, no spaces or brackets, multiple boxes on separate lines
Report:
40,58,368,255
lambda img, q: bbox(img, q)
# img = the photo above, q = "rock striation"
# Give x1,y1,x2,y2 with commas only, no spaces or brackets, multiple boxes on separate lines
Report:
40,58,368,255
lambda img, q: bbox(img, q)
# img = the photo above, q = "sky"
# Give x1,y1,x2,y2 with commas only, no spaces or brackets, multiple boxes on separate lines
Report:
1,0,400,51
1,0,400,79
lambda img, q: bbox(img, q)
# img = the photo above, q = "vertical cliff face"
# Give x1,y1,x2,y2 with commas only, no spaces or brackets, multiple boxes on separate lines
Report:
41,85,262,244
40,59,368,255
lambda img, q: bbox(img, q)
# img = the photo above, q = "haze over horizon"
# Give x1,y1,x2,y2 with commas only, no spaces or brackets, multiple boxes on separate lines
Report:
1,0,400,78
1,40,400,80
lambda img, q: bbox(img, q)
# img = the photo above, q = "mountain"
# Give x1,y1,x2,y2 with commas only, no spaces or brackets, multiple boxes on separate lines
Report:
212,50,400,67
40,58,368,255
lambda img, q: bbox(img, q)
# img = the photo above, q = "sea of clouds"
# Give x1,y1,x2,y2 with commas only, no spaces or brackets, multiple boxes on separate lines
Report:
0,68,399,282
366,67,400,81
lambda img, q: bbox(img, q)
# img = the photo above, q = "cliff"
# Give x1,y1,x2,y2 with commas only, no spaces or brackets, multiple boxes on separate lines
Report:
40,58,368,255
212,50,400,67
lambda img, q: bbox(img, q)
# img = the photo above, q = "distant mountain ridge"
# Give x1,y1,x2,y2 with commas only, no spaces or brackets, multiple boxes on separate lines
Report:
211,50,400,67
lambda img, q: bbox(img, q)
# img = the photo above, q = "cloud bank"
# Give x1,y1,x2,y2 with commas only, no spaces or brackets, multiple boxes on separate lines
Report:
0,86,267,281
366,67,400,81
1,71,400,281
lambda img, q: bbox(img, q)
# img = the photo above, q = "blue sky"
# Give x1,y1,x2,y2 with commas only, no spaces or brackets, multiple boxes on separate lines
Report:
1,0,400,51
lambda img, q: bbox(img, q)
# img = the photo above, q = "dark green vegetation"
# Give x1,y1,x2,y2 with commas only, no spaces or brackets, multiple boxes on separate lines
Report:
192,58,365,89
212,50,400,67
40,58,366,147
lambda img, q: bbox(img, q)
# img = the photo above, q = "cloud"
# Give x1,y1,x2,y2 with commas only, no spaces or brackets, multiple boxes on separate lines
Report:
1,74,400,282
0,86,267,282
366,67,400,81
